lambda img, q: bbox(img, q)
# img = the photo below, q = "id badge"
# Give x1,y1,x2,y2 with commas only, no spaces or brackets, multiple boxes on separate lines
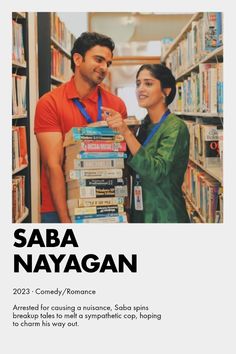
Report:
134,185,143,211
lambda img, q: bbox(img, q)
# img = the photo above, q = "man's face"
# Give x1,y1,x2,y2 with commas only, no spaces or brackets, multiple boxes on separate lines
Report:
76,45,112,86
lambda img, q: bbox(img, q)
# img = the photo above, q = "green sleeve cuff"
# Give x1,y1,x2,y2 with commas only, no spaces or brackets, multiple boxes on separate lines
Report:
127,146,146,175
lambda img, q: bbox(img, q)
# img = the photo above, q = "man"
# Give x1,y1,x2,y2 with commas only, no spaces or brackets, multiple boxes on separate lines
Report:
34,32,127,223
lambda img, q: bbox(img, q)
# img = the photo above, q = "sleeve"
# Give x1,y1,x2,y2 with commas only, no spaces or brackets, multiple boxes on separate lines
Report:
118,97,128,119
34,93,62,134
128,122,189,184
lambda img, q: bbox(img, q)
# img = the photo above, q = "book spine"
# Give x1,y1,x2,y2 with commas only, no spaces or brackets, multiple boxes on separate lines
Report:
72,126,118,137
67,197,124,208
67,185,128,199
74,152,127,159
67,168,123,180
73,158,125,170
68,178,126,188
70,140,127,152
73,214,127,223
216,12,223,47
69,204,124,216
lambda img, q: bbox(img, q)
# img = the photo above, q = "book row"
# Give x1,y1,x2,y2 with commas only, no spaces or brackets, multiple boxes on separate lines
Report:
12,126,28,172
12,74,27,116
50,13,76,53
173,62,223,114
183,162,223,223
12,19,26,65
51,45,72,82
184,121,223,169
12,175,26,222
165,12,223,78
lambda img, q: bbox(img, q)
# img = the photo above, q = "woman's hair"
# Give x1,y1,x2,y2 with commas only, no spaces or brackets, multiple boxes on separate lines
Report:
71,32,115,72
136,64,176,105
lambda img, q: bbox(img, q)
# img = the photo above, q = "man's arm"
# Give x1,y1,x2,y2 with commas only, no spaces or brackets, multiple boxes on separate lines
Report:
36,132,71,223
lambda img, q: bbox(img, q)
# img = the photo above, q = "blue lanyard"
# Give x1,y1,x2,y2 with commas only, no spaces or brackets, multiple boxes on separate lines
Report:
72,88,102,124
143,109,170,147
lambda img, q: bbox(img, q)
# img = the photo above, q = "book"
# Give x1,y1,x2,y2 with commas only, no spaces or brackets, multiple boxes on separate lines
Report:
216,12,223,47
12,74,27,116
68,204,124,217
12,175,25,222
66,151,127,159
184,121,196,160
199,63,217,113
18,126,28,166
67,196,124,208
64,158,125,171
12,20,26,65
65,140,127,154
198,124,221,168
12,127,20,171
67,178,126,189
217,62,223,113
12,126,28,170
202,12,218,52
66,168,123,181
67,185,128,199
72,213,128,223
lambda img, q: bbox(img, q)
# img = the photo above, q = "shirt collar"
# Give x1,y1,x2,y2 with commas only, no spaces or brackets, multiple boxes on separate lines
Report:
66,76,100,102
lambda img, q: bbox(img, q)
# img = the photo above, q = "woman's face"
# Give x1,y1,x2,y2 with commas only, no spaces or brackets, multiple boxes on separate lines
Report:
136,69,164,109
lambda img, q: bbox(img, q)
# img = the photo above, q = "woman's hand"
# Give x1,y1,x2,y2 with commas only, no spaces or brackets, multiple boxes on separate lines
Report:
101,106,141,156
101,106,129,135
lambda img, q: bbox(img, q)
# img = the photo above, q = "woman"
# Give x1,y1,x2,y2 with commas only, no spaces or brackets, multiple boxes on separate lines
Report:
102,64,190,223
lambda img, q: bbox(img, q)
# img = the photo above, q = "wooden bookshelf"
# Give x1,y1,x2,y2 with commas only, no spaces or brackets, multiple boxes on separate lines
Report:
164,12,223,223
37,12,75,97
12,12,32,223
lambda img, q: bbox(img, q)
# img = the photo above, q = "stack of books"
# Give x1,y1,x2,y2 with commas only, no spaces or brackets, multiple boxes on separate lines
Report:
63,126,129,223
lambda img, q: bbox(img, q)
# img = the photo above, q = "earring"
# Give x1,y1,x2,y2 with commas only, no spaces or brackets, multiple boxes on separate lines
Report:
162,96,166,104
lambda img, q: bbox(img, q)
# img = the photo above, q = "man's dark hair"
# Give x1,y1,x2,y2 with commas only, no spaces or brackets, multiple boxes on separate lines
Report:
136,64,176,105
71,32,115,72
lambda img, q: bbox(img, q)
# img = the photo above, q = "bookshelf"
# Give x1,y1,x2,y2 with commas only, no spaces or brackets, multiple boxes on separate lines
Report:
163,12,223,223
12,12,40,223
12,12,31,223
37,12,75,96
